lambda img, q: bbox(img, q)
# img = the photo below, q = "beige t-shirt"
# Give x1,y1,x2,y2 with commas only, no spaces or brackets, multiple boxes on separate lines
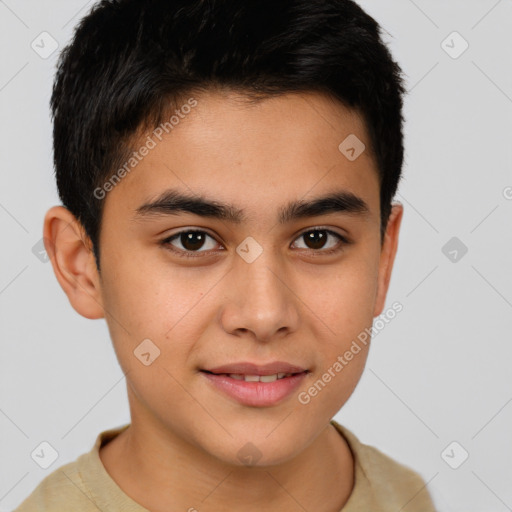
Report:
15,420,436,511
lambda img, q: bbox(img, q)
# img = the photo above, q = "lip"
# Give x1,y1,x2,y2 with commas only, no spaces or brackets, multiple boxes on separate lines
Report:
204,361,307,376
202,372,307,407
201,361,309,407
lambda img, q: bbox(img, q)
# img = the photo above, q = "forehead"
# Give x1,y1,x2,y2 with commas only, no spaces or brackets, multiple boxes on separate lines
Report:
102,90,380,222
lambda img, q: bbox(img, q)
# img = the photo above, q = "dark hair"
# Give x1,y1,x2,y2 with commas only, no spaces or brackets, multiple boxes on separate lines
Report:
51,0,407,269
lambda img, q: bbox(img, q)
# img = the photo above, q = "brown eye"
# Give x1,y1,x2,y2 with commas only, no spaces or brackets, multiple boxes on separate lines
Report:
292,229,347,252
303,230,328,250
162,230,219,255
179,232,207,251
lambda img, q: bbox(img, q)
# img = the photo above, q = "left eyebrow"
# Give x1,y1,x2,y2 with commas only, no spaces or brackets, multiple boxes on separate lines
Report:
134,188,370,224
279,191,370,223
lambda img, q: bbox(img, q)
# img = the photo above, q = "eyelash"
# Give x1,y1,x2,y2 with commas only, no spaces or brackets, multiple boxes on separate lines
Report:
160,228,350,259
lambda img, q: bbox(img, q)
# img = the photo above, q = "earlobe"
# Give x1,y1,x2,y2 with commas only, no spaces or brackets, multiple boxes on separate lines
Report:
43,206,105,320
373,202,403,317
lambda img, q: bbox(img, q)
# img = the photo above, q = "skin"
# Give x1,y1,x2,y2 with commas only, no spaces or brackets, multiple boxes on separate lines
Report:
44,90,403,512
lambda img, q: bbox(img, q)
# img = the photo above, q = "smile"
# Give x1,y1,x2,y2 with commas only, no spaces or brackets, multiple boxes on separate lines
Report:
212,372,295,382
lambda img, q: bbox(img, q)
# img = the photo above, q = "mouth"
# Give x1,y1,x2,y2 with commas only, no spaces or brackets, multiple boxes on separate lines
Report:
201,371,301,382
200,362,309,407
202,361,308,376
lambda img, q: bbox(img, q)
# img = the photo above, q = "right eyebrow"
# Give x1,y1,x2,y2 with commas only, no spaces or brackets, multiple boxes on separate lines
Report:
134,189,245,223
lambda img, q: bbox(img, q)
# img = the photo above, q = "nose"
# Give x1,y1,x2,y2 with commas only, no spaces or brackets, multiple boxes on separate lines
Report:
219,248,300,342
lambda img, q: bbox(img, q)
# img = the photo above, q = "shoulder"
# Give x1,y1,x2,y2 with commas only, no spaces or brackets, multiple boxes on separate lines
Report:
14,425,131,512
342,424,426,485
331,420,436,511
13,456,97,512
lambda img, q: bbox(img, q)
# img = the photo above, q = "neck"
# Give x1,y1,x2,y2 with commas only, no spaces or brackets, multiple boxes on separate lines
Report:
100,407,354,512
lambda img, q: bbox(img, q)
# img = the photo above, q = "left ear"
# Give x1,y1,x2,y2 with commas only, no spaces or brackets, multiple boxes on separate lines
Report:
373,202,403,317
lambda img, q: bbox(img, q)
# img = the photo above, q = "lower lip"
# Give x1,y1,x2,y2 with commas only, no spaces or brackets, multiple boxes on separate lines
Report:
201,372,307,407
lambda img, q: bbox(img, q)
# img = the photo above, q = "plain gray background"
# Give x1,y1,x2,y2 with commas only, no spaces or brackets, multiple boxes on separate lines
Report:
1,1,511,510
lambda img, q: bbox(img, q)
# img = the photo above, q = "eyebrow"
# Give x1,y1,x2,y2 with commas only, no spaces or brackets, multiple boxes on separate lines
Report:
134,188,370,224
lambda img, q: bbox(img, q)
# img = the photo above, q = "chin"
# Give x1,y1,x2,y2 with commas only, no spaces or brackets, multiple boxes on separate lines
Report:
200,428,306,469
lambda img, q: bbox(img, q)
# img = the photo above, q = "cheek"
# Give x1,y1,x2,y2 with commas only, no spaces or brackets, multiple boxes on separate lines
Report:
297,246,379,404
100,250,190,330
308,250,380,337
98,250,221,373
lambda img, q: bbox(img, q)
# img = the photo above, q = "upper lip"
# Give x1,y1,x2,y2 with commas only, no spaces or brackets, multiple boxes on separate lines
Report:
203,362,308,376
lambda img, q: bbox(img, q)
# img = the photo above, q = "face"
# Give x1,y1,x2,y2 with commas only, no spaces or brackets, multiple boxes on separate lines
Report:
67,90,401,466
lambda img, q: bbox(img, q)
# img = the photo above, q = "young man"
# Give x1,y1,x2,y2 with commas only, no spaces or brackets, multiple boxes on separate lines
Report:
16,0,436,510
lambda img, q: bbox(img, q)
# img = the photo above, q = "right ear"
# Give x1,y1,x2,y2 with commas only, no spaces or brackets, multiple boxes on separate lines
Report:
43,206,105,319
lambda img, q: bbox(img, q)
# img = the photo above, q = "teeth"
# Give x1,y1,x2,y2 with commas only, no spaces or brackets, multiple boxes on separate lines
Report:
227,373,293,382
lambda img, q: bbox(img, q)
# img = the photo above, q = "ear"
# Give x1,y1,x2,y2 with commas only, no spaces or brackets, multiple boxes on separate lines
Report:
43,206,105,319
373,202,403,317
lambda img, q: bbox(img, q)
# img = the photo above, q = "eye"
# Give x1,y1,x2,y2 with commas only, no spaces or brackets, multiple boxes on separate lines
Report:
161,227,349,259
162,230,221,257
292,228,348,254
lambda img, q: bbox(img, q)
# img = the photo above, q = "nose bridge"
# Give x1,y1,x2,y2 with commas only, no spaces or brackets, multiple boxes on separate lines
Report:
243,252,282,304
221,241,300,340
